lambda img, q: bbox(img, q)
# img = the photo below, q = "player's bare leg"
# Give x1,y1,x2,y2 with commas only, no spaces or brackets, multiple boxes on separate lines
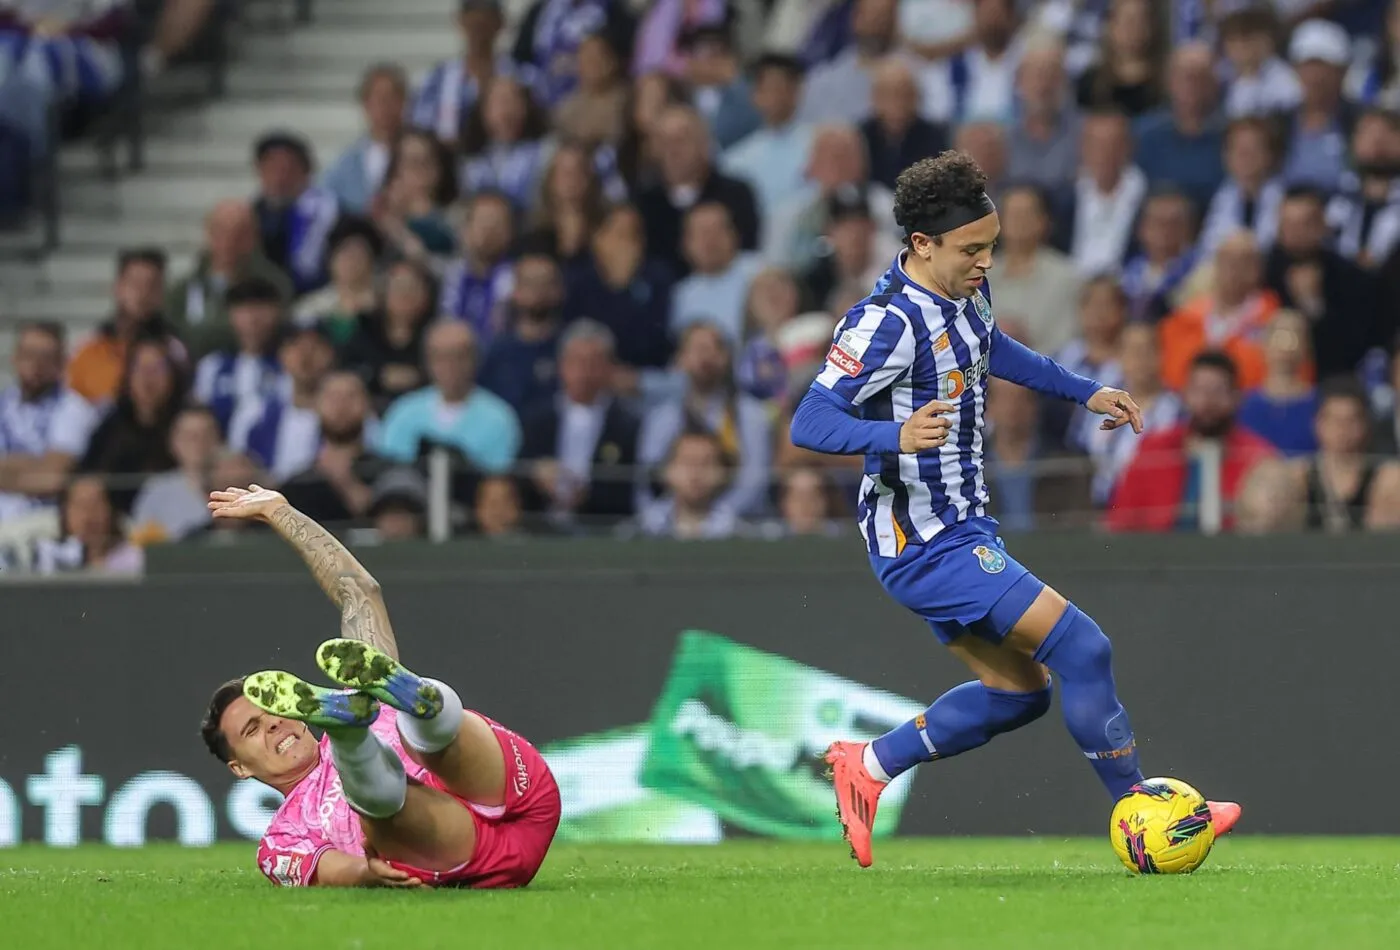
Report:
317,639,507,806
1002,586,1241,836
241,671,478,872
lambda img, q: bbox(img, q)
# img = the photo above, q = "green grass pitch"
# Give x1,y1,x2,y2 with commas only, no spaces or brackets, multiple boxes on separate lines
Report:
5,838,1399,949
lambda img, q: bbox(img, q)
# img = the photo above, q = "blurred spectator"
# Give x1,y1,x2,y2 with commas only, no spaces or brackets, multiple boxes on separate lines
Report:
720,53,813,220
373,128,459,261
637,104,760,273
638,428,738,538
984,376,1092,532
736,267,802,400
229,324,337,483
1107,350,1276,532
953,119,1008,204
616,71,690,187
478,249,566,416
671,201,763,343
1006,35,1080,196
638,322,773,517
128,406,222,544
1119,188,1199,323
1282,19,1354,191
193,278,286,435
441,190,517,344
368,467,428,541
79,338,186,513
203,451,268,536
414,0,539,144
1159,230,1281,393
38,476,143,576
1059,275,1127,439
991,183,1082,354
799,0,906,125
475,474,525,537
767,122,895,270
511,0,635,107
323,64,409,214
1371,337,1400,454
802,187,887,315
563,202,675,376
1132,43,1225,213
0,322,100,520
1200,116,1285,257
376,322,521,474
519,319,640,528
1267,186,1381,379
1237,309,1321,457
252,132,340,295
1064,110,1144,273
280,373,393,526
554,29,628,147
679,23,760,150
68,248,184,405
1219,6,1300,119
1347,0,1400,110
341,261,434,415
1326,109,1400,269
460,75,551,210
1234,453,1306,534
772,465,842,537
167,201,294,363
1074,0,1167,117
861,56,948,193
294,216,385,347
1290,379,1400,530
918,0,1021,126
528,142,608,266
1080,322,1182,506
634,0,731,78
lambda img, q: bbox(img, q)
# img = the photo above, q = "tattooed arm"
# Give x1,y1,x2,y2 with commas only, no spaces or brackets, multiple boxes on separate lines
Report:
207,485,401,660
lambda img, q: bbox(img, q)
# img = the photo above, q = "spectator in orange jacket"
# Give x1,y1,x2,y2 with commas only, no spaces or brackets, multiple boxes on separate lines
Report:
1158,230,1285,393
1107,350,1276,532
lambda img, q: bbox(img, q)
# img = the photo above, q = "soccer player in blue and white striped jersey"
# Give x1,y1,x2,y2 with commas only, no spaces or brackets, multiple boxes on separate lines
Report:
789,151,1241,868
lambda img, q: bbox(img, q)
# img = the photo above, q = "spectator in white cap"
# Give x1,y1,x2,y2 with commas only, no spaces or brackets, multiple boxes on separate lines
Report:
1282,18,1356,192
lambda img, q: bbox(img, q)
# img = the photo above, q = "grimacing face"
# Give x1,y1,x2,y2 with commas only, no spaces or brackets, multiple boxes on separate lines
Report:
217,694,319,785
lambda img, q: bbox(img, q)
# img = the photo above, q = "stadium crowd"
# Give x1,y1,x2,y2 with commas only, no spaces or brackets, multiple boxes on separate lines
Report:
7,0,1400,575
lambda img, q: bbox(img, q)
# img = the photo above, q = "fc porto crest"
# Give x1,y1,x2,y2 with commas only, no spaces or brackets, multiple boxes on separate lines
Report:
973,544,1006,574
972,290,994,327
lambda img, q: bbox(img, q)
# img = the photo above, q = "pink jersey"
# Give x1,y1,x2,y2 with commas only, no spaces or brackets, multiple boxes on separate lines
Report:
256,707,431,887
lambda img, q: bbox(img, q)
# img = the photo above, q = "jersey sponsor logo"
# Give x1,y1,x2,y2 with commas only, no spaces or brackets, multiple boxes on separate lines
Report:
914,713,927,730
972,291,994,327
940,351,990,399
827,342,864,378
932,332,950,354
973,545,1006,574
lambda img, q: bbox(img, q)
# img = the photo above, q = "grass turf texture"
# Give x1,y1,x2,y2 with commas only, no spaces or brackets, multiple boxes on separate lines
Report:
5,839,1399,949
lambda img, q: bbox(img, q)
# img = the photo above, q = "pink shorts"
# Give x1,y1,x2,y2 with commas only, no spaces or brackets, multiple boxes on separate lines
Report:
385,717,561,889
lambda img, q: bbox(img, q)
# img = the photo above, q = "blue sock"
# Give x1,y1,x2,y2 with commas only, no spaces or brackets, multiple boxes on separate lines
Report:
870,680,1052,781
1034,603,1144,800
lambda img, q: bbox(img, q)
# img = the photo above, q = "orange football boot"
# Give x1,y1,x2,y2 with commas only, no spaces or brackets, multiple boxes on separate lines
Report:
1206,800,1242,837
824,741,886,868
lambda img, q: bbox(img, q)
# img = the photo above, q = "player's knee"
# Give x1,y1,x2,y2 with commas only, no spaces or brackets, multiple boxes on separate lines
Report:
1042,604,1113,676
988,681,1053,733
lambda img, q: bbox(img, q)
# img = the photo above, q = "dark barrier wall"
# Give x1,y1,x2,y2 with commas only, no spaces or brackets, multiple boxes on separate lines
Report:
3,532,1399,847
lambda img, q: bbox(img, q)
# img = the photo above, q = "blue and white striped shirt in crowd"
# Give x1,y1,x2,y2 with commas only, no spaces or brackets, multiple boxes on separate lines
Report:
410,56,543,144
803,253,1100,557
525,0,610,106
1326,172,1400,267
193,352,286,435
439,258,515,347
0,383,101,521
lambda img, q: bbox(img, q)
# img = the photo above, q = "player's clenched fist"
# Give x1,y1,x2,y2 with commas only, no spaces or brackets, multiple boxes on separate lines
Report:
899,400,955,453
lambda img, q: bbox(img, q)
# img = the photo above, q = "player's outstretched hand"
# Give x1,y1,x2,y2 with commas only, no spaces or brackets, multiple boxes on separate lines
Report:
207,484,288,522
365,856,424,888
899,400,955,453
1087,387,1144,434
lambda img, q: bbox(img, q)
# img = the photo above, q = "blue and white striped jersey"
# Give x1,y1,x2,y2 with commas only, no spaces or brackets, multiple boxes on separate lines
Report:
808,252,1100,557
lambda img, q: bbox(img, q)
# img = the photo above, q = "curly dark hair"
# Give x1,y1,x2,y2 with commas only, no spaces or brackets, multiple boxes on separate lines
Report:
892,151,988,245
201,677,248,763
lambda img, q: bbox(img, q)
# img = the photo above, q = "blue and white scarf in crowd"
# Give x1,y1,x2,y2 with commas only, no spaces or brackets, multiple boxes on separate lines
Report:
194,352,285,435
411,55,543,143
1200,178,1284,256
1326,171,1400,268
460,139,550,209
1118,249,1199,322
439,258,515,346
285,187,341,294
530,0,610,106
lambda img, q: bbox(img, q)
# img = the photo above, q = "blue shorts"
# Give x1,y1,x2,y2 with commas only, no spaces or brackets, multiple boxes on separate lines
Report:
870,516,1046,645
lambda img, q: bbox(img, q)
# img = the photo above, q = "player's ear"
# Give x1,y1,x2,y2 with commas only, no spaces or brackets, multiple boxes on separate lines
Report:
228,760,252,780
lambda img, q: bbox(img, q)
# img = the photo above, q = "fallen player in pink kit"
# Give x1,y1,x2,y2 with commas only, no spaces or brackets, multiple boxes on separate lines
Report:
199,484,560,888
